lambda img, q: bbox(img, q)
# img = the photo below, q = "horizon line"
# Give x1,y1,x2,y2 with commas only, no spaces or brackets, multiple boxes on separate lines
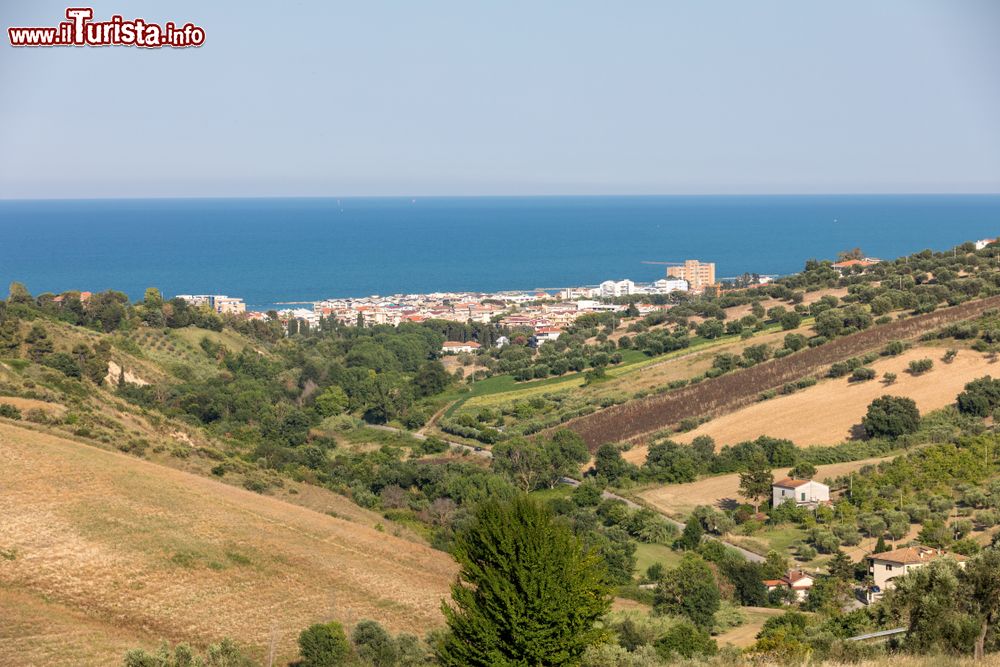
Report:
2,191,1000,203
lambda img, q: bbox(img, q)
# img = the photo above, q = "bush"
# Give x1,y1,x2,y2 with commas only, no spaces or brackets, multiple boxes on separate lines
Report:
849,367,876,382
907,358,933,375
0,403,21,419
654,621,717,660
298,622,350,667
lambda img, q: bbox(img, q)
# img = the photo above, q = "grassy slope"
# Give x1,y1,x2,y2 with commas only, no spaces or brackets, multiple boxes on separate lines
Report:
0,421,456,666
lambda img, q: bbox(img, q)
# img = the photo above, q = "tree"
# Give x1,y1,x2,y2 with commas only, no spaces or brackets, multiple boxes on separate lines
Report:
314,385,349,417
964,548,1000,660
438,495,611,666
593,443,631,483
739,453,773,512
788,461,816,480
352,620,398,666
653,553,720,628
862,395,920,439
676,516,704,551
779,311,802,331
491,439,550,492
298,621,351,667
413,360,451,397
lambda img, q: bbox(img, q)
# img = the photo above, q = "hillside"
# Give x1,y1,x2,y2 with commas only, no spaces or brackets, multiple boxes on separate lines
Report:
565,294,1000,448
0,421,456,666
671,345,998,448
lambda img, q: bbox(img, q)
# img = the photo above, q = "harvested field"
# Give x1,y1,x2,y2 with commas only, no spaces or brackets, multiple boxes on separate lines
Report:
636,457,890,518
567,295,1000,449
671,346,997,447
0,422,456,666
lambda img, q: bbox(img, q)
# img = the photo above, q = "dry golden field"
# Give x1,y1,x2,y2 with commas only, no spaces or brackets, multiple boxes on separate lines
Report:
671,346,996,448
636,457,889,518
0,422,456,666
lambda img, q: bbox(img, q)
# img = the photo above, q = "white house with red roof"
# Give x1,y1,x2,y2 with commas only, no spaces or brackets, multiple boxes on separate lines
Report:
772,477,830,508
763,570,815,603
441,341,480,354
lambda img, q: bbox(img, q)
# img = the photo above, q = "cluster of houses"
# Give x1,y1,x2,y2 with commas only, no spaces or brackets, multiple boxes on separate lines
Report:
765,475,966,606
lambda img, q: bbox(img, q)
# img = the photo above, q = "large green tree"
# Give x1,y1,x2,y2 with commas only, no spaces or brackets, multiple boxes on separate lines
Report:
438,495,611,666
653,553,720,628
739,452,773,512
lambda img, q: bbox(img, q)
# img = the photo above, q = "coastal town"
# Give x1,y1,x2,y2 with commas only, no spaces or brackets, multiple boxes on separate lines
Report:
175,259,727,345
169,252,927,348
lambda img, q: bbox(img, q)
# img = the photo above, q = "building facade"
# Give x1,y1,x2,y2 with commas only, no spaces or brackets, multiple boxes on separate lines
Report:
868,546,966,603
772,478,830,507
666,260,716,291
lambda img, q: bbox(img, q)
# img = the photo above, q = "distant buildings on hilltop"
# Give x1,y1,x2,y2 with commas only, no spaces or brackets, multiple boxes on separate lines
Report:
174,294,246,315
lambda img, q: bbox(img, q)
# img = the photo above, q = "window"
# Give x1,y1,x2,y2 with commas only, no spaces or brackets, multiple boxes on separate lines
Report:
800,492,806,501
885,564,893,571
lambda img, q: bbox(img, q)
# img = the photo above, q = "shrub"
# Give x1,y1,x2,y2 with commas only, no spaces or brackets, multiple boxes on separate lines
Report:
849,367,876,382
907,358,933,375
0,403,21,419
654,621,717,660
298,621,350,667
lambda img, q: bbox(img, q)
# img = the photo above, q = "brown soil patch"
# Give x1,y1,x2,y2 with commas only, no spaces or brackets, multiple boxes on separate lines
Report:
0,422,456,666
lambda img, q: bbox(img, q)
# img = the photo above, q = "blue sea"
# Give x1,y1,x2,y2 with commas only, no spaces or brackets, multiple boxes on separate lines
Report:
1,195,999,310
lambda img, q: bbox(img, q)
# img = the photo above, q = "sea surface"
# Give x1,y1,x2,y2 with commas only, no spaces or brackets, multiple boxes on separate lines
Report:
1,195,999,310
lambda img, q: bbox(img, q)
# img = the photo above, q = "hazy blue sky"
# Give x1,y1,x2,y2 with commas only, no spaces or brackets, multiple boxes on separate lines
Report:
1,1,998,198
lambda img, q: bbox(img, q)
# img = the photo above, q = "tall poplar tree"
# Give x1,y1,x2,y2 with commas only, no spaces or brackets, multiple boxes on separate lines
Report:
438,495,611,666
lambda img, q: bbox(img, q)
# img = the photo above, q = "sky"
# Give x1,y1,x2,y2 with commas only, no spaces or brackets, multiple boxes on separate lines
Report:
0,0,998,198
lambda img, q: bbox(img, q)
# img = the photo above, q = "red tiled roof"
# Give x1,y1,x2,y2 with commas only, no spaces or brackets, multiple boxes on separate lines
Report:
870,546,967,565
773,477,812,489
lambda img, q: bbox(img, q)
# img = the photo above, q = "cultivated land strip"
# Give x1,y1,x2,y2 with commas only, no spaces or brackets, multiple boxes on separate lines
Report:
565,295,1000,448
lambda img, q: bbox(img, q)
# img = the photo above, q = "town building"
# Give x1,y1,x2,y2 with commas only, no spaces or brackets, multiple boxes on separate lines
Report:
212,296,246,315
867,546,967,603
831,258,881,273
764,570,815,603
599,279,636,298
666,260,716,292
652,278,688,293
532,327,562,346
772,478,830,508
441,341,480,354
975,238,997,250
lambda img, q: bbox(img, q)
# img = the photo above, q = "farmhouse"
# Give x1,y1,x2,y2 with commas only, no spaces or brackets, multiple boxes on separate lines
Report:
772,478,830,508
867,546,967,603
441,341,480,354
831,258,881,273
763,570,815,603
